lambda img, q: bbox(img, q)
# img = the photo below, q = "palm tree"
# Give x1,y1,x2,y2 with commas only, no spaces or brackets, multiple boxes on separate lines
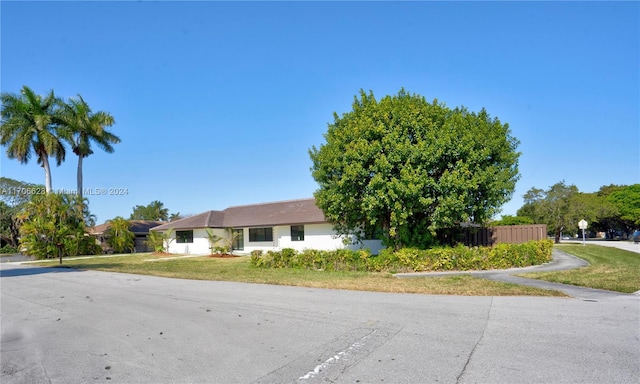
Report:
130,200,169,221
0,86,66,193
57,95,118,199
105,216,134,254
147,200,169,221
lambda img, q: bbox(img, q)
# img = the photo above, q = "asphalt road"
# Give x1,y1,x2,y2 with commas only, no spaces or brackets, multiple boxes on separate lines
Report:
1,259,638,384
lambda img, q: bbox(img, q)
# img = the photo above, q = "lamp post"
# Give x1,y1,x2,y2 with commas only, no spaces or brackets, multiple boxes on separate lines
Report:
578,219,588,246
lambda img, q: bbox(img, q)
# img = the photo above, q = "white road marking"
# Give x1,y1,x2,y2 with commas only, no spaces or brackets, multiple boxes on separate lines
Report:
298,329,378,381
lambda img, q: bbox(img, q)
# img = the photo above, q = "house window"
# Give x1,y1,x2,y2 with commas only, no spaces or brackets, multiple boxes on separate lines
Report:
176,230,193,243
232,229,244,250
291,225,305,241
249,227,273,242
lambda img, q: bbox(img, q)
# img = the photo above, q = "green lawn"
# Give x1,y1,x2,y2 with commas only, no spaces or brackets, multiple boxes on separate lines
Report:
519,244,640,293
34,253,565,297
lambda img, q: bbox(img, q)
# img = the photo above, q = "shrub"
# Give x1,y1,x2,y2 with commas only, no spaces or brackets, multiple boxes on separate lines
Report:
249,240,553,273
146,231,166,253
213,246,227,255
0,245,19,254
250,250,264,267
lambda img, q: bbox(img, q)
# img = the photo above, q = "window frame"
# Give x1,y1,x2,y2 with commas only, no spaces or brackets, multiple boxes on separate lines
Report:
176,230,194,243
290,225,305,241
232,229,244,250
248,227,273,242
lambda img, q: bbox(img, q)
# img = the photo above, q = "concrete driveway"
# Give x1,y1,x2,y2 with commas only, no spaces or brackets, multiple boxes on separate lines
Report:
1,261,638,384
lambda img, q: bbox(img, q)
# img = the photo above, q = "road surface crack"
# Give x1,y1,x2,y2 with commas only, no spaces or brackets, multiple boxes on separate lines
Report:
456,297,493,384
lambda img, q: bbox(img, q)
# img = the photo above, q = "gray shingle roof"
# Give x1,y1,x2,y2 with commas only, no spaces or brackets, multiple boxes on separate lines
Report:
89,220,164,235
151,198,326,231
151,210,225,231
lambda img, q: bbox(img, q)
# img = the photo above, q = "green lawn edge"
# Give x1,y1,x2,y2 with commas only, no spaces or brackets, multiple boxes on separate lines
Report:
518,244,640,293
32,253,565,297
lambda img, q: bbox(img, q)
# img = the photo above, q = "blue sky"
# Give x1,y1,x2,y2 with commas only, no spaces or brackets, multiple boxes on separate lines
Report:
1,1,638,223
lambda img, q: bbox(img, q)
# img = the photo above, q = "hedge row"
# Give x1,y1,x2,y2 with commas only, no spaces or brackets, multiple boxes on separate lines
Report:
249,239,554,273
0,245,19,254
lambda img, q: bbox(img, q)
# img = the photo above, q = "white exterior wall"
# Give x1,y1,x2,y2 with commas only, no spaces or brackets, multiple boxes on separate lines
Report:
166,228,227,255
160,225,385,255
278,223,345,252
237,223,384,254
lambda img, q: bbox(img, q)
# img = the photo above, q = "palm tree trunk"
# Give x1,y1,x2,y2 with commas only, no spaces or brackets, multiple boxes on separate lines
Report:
42,155,53,193
77,154,83,199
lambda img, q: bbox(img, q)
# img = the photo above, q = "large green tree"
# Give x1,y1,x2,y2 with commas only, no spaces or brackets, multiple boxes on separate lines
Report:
0,202,20,248
519,182,577,243
57,95,119,199
518,182,637,241
130,200,169,221
18,193,99,259
0,86,66,193
0,177,44,247
592,184,640,237
309,89,520,249
517,181,609,243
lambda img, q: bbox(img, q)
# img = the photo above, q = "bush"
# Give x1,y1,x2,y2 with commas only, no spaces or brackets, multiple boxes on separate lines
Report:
250,250,264,267
0,245,19,254
146,231,166,253
249,240,554,273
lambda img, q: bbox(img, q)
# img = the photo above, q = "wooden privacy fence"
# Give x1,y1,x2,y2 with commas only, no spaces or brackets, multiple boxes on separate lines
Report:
463,224,548,247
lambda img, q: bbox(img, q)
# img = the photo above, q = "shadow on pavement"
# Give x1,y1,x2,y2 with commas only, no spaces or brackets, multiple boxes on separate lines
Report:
0,266,83,278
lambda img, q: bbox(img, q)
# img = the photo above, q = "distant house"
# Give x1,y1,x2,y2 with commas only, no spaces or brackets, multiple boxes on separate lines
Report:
89,220,164,253
150,198,384,255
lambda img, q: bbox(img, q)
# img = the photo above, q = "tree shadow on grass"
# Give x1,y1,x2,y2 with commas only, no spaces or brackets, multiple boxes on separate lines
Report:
0,266,85,278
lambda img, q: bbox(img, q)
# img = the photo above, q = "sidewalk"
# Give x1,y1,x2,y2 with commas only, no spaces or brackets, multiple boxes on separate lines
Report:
396,249,637,300
561,239,640,254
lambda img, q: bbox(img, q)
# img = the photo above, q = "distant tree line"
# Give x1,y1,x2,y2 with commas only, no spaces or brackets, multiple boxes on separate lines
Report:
0,176,183,257
493,181,639,243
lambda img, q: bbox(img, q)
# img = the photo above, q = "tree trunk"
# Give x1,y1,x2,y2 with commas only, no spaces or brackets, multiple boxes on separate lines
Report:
554,229,562,244
77,154,84,199
42,155,53,193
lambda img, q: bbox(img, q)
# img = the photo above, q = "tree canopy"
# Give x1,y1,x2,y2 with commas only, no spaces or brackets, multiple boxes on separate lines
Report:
105,216,135,253
56,94,119,199
518,181,583,243
0,177,47,248
309,89,520,249
517,181,637,242
592,184,640,237
18,193,99,258
1,86,120,196
0,86,66,193
130,200,170,221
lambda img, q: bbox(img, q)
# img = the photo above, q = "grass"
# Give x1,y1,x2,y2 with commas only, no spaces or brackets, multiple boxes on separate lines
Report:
519,244,640,293
33,253,565,297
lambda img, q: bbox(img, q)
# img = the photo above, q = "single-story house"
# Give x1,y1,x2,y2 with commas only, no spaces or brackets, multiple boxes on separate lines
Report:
89,220,165,253
150,198,384,255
